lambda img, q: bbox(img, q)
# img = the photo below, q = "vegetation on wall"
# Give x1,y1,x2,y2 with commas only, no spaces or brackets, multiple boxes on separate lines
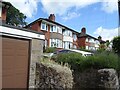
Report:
52,52,119,72
44,47,57,53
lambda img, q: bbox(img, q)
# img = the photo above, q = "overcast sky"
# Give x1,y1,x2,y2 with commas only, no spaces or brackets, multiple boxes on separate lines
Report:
4,0,119,41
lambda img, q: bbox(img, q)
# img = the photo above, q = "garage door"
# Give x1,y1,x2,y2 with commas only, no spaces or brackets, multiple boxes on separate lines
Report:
2,37,30,88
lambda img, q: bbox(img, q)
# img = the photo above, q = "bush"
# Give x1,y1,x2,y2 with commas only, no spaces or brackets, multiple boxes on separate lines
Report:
44,47,57,53
112,36,120,54
53,52,119,72
81,52,118,71
53,53,84,71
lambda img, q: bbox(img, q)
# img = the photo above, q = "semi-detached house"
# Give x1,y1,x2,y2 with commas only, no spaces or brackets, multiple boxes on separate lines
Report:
26,14,105,51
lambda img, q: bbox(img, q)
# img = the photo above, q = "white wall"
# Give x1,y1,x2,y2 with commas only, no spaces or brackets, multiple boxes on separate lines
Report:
0,26,45,40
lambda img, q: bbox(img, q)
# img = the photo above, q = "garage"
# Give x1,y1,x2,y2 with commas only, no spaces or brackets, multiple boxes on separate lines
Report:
2,37,30,88
0,24,45,89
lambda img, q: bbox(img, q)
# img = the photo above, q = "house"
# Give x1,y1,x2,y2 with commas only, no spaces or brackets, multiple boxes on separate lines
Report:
25,14,104,50
25,14,79,49
77,27,105,50
0,1,45,88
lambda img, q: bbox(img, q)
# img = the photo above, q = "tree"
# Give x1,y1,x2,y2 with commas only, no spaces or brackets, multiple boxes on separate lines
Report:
112,36,120,54
6,5,27,27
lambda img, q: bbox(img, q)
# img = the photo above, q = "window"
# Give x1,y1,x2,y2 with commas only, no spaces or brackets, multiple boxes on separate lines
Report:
88,46,95,50
63,30,72,37
50,39,62,48
86,46,88,50
86,38,89,42
89,38,94,43
57,26,62,34
73,34,77,41
73,45,77,49
50,25,57,32
41,22,48,30
0,6,1,17
63,41,72,49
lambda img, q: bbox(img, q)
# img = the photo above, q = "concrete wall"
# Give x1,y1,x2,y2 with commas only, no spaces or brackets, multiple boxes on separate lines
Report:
29,39,44,88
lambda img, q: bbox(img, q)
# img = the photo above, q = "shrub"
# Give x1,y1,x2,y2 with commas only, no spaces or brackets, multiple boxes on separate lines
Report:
112,36,120,54
44,47,57,53
81,52,118,71
53,52,119,72
53,53,84,71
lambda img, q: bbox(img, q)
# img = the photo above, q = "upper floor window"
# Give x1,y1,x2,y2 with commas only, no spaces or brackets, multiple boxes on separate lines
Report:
41,22,48,31
89,38,94,43
57,26,62,34
95,40,99,44
50,25,57,32
63,30,72,37
73,34,77,41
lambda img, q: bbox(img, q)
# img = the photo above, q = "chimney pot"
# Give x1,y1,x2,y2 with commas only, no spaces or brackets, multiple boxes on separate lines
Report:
81,27,86,34
98,36,102,40
48,14,55,21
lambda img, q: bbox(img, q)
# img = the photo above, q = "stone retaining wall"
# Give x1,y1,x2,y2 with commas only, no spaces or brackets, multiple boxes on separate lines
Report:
73,68,119,90
36,62,73,89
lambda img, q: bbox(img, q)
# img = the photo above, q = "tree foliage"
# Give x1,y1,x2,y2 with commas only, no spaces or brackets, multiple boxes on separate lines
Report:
6,6,27,27
112,36,120,54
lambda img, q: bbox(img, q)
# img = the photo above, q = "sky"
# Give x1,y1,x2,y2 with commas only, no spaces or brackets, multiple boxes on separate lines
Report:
4,0,119,41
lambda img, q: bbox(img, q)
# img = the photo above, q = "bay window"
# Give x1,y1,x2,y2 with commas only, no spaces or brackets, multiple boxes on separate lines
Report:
63,30,72,37
63,41,72,49
50,39,62,48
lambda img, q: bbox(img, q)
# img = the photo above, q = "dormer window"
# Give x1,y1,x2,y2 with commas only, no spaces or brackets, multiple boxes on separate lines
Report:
41,22,48,31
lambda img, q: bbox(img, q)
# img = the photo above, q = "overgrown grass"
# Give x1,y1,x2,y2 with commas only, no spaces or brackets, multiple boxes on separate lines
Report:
52,52,119,72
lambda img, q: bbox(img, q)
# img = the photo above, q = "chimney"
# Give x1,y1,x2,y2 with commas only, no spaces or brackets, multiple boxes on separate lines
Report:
98,36,102,40
0,1,11,23
81,27,86,34
48,14,55,21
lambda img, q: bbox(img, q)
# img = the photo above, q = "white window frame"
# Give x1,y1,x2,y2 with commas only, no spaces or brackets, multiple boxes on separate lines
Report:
73,34,77,41
63,30,72,37
63,41,72,49
50,25,57,32
50,39,62,48
41,22,48,31
57,26,62,34
86,38,89,42
73,45,77,49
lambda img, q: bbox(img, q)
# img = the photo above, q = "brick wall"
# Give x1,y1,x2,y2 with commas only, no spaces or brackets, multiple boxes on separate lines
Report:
77,37,86,48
